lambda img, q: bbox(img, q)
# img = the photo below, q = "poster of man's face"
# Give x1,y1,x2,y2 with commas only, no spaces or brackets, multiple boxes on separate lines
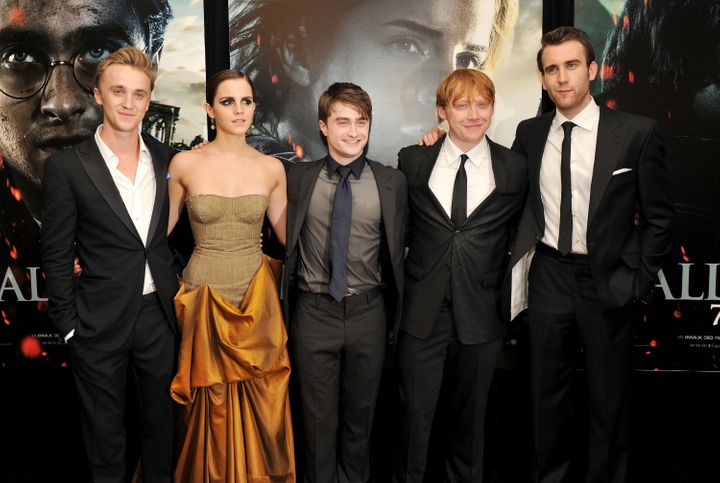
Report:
228,0,542,165
0,0,205,366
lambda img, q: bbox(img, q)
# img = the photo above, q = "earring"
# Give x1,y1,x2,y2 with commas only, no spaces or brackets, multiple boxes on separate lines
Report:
210,118,215,130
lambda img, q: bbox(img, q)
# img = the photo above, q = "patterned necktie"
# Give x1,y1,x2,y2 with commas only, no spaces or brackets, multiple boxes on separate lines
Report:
450,154,469,226
328,165,352,302
558,121,576,255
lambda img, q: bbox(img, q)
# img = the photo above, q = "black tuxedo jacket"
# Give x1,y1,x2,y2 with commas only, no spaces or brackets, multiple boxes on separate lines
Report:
509,105,674,316
399,137,526,344
282,157,407,340
41,134,179,351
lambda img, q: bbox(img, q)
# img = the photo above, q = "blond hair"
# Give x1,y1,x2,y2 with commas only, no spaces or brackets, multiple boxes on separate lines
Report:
94,47,157,91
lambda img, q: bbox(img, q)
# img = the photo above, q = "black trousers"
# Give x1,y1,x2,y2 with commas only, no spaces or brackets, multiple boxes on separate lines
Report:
291,289,387,483
529,246,633,483
395,300,502,483
69,293,176,483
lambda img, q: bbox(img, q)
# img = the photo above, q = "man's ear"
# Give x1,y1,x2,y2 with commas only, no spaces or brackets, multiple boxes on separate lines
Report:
277,26,310,87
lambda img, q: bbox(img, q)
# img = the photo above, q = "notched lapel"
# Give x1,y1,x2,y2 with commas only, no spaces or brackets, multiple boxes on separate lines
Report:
416,142,452,226
369,161,397,252
76,141,142,242
146,138,169,241
288,160,324,251
588,108,626,224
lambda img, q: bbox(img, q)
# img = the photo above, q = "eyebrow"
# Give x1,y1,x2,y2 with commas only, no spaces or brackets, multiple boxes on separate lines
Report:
0,24,138,50
383,19,487,53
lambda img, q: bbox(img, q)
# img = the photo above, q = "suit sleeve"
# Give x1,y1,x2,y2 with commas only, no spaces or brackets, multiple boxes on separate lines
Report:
636,122,674,300
41,156,79,338
396,149,412,246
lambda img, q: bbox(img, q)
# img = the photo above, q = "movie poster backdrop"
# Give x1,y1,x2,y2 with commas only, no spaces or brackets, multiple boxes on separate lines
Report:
579,0,720,370
0,0,206,367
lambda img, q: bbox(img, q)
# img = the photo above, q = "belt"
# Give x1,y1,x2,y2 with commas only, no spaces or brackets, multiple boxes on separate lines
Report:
536,242,590,263
299,286,383,305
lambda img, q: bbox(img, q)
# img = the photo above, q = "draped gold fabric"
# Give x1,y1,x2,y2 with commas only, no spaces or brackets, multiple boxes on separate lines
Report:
171,255,295,482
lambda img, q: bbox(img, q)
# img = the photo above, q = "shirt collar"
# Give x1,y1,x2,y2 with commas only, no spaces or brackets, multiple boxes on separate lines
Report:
326,154,366,179
442,134,489,168
94,124,152,169
552,98,599,133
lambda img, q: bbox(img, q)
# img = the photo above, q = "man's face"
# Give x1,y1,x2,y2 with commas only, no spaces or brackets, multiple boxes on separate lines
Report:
0,0,145,186
541,40,598,119
306,0,495,163
319,102,370,163
94,65,152,135
438,94,494,152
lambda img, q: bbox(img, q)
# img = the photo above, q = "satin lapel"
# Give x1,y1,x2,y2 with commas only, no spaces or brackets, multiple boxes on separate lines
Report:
145,135,170,241
588,107,625,224
417,141,452,226
288,160,324,251
528,114,554,226
76,139,142,242
369,160,396,254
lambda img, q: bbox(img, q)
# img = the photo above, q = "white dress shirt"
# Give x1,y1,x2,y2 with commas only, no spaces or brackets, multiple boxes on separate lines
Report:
428,135,495,218
539,100,600,254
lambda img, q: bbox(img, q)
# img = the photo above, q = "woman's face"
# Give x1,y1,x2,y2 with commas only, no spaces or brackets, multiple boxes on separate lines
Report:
207,77,256,136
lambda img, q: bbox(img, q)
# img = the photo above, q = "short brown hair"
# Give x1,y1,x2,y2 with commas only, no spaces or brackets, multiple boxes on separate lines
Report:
206,69,255,104
94,47,158,91
436,69,496,110
537,26,595,74
318,82,372,125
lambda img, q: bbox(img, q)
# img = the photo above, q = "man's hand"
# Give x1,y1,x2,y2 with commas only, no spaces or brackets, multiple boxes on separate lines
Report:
419,126,446,146
73,257,82,277
191,140,209,150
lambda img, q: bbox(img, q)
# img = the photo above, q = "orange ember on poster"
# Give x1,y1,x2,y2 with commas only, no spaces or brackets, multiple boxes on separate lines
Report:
673,309,682,319
294,144,304,159
612,13,618,27
256,34,261,46
680,245,689,262
623,15,629,29
287,133,294,144
644,0,648,7
20,336,42,359
645,351,651,355
9,186,21,201
650,340,658,347
9,6,27,26
9,245,17,260
271,74,279,84
628,71,635,84
667,110,672,120
601,64,614,80
36,300,48,312
605,99,617,110
61,361,68,368
1,310,9,326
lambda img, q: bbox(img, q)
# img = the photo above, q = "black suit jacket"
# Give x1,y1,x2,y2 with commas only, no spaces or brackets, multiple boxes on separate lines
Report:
41,134,179,351
399,136,527,344
282,157,407,340
509,105,674,316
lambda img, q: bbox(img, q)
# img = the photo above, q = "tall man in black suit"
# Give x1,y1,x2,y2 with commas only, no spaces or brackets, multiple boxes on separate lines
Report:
508,27,674,482
282,83,407,483
395,69,527,483
41,47,178,483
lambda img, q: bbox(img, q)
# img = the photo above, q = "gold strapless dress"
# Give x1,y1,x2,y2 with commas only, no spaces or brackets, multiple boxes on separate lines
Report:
170,194,294,483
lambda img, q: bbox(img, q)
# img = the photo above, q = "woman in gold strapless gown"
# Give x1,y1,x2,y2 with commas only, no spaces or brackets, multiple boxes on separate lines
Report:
166,70,293,482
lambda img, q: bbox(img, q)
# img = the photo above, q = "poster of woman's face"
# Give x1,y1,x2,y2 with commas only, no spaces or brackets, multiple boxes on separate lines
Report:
228,0,542,165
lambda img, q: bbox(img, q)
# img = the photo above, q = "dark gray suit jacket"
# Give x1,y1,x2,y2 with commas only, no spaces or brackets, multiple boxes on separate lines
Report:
282,157,407,341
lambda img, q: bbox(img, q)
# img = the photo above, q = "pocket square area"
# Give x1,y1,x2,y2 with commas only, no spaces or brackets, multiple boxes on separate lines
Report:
612,167,633,175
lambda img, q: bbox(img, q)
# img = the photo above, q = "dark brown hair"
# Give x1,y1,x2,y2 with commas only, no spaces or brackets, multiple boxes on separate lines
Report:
536,26,595,74
318,82,372,124
206,69,255,104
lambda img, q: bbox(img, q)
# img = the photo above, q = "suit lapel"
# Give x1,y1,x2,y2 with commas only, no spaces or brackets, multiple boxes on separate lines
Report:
588,106,625,224
529,114,554,226
145,135,169,241
288,160,324,251
368,160,396,253
417,141,452,226
76,139,142,242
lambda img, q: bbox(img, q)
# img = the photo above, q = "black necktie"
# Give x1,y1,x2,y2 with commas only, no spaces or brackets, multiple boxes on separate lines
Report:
451,154,469,226
329,166,352,302
558,121,576,255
